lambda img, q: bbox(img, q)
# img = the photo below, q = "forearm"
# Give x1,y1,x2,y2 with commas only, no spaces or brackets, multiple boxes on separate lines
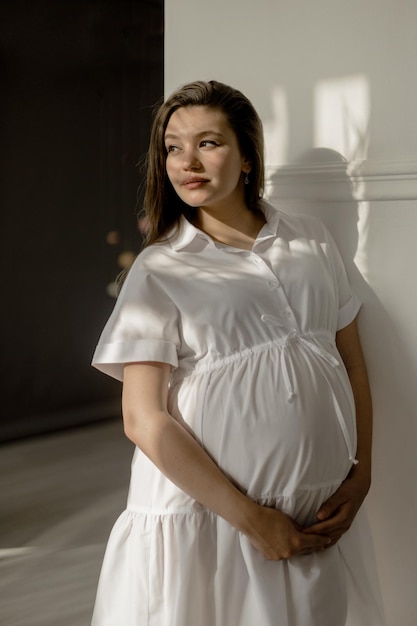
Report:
124,404,253,530
336,318,373,488
347,362,373,489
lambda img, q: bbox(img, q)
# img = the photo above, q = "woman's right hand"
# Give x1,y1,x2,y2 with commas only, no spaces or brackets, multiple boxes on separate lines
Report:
241,502,331,560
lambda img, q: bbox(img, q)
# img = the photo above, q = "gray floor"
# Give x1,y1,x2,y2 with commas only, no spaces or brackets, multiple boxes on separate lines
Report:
0,419,133,626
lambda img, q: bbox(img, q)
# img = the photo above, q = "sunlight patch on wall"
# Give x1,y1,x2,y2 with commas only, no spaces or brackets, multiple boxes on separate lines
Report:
314,74,370,163
353,200,371,281
263,85,289,169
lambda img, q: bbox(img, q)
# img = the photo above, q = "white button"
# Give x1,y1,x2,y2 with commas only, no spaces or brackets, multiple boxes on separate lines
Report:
285,310,292,318
252,256,262,265
268,280,279,288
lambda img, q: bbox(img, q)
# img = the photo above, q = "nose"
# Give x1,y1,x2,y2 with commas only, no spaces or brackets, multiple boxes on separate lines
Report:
182,146,202,171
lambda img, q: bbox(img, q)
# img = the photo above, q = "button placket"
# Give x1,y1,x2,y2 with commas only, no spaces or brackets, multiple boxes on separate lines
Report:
250,253,283,291
249,252,299,330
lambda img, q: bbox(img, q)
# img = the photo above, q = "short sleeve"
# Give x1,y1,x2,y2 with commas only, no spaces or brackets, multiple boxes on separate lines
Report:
337,292,361,330
321,222,362,331
92,255,180,381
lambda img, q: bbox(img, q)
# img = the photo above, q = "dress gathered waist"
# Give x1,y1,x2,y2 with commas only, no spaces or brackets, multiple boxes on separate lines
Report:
179,328,336,379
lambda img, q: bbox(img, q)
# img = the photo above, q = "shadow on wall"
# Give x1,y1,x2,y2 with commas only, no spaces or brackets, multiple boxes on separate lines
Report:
268,148,417,623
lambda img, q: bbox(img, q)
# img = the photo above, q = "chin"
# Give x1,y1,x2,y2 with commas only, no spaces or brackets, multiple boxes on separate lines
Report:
179,193,211,208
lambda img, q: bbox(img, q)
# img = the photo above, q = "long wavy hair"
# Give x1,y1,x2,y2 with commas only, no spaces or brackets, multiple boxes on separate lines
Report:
142,80,265,246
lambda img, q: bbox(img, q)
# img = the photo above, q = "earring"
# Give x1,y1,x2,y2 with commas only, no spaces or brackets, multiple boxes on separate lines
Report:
244,173,250,185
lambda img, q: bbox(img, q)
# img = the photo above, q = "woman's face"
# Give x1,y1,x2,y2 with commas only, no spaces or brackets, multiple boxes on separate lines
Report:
164,106,250,213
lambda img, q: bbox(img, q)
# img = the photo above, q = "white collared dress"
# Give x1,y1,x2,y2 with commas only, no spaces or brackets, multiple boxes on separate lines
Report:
91,201,385,626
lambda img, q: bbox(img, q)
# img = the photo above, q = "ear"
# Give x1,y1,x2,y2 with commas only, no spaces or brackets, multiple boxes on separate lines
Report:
242,156,252,174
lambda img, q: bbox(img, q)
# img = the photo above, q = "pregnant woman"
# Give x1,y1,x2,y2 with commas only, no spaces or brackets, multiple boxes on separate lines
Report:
91,80,385,626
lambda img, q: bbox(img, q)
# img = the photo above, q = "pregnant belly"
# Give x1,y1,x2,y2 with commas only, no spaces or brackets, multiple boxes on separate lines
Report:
194,346,356,500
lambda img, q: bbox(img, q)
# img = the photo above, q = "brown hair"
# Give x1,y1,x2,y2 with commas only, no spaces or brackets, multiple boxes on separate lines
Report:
142,80,265,246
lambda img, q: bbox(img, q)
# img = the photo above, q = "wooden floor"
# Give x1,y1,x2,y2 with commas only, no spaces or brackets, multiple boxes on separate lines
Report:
0,419,133,626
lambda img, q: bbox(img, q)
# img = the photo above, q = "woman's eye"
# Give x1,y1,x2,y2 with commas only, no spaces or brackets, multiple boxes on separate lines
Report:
200,140,219,148
167,145,179,153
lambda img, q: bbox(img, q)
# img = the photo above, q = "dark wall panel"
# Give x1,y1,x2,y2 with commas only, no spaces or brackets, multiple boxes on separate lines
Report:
0,0,164,441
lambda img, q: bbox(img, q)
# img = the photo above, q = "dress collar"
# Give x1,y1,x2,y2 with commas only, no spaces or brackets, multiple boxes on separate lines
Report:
169,200,280,252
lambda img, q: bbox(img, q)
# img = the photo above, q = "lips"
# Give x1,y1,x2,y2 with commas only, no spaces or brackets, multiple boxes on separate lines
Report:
182,177,209,188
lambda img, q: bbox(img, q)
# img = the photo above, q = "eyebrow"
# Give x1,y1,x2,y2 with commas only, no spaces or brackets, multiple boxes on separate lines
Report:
164,130,225,140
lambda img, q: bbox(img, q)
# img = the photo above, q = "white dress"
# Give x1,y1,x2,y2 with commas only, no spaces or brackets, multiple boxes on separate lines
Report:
91,201,386,626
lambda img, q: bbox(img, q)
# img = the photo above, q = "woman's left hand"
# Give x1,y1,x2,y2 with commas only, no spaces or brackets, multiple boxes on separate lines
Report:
302,471,370,548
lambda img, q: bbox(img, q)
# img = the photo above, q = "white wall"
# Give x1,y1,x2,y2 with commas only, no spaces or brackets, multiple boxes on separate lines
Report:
165,2,417,624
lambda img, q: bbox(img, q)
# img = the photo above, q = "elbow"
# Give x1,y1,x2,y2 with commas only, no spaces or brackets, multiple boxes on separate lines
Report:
122,405,142,444
122,406,170,450
123,419,136,444
123,409,147,445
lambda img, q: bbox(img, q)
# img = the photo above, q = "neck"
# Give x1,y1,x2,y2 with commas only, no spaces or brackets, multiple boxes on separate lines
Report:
193,202,266,250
